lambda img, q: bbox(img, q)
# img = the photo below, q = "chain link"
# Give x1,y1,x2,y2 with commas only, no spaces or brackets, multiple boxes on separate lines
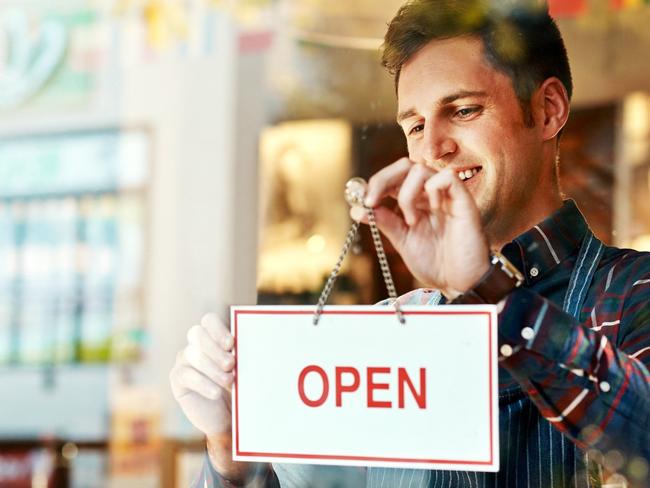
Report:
367,208,405,324
313,221,359,325
313,207,405,325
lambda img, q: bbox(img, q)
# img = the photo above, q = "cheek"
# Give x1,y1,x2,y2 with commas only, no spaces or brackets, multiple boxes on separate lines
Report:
406,140,419,160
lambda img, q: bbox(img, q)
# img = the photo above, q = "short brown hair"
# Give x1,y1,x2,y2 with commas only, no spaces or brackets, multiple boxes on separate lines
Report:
382,0,573,125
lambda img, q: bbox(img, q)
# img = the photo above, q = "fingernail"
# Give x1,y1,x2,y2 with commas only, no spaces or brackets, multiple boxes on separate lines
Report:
223,337,234,349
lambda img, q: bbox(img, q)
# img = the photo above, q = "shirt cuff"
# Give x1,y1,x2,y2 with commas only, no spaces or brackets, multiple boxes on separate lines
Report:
497,288,576,365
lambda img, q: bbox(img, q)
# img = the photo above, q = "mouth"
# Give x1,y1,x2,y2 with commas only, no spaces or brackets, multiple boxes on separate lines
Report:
457,166,483,182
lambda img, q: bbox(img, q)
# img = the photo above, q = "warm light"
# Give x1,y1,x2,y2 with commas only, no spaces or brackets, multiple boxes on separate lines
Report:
623,92,650,139
62,442,79,460
630,234,650,252
31,473,48,488
307,234,326,253
257,119,352,293
629,456,649,482
623,92,650,166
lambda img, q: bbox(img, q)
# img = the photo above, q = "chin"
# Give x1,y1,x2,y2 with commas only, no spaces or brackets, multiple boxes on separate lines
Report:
477,201,497,229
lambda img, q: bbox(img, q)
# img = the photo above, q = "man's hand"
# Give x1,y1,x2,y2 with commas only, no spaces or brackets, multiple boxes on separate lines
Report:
363,159,490,298
170,314,250,479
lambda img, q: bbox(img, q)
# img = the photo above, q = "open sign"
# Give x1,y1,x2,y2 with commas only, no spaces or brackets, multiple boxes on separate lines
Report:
297,365,427,409
231,305,499,472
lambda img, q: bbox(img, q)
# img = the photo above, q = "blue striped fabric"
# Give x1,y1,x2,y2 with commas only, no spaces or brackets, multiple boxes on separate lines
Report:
193,200,650,488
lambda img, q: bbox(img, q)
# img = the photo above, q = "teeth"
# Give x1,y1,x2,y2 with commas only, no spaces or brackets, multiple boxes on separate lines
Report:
458,168,481,181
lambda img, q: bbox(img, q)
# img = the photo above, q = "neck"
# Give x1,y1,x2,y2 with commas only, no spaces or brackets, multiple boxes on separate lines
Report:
486,192,564,251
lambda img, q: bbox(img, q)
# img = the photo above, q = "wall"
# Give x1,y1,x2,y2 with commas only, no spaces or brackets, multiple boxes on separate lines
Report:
0,9,269,447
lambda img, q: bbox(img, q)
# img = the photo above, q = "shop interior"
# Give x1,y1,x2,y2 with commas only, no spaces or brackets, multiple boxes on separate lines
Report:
0,0,649,487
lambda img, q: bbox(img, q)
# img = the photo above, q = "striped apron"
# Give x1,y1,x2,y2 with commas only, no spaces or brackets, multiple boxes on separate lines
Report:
367,231,605,488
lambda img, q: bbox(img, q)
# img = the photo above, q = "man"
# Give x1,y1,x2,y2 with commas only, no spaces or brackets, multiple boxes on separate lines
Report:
170,1,650,486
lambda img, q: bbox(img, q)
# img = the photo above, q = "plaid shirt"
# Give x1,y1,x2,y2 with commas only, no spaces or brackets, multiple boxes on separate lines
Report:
192,200,650,487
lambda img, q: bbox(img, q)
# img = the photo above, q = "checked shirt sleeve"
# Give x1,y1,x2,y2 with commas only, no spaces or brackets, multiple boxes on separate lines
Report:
498,261,650,461
190,451,280,488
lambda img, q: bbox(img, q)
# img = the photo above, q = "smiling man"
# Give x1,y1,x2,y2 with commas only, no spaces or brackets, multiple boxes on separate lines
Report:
171,1,650,487
391,37,562,251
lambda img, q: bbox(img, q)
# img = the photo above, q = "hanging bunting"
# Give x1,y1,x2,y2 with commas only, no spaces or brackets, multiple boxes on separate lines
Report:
610,0,650,10
548,0,587,17
141,0,188,48
112,0,273,57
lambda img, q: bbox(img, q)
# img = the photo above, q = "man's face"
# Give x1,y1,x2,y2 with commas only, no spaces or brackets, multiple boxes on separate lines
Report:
397,36,546,235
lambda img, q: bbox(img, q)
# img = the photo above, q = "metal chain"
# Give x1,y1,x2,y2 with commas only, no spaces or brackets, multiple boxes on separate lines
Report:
367,208,405,324
313,221,360,325
313,208,405,325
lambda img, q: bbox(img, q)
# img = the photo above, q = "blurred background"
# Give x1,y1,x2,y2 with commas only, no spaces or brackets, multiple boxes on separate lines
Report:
0,0,650,486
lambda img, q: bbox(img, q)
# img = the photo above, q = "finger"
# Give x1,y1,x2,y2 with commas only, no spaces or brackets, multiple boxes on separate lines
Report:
350,195,414,224
183,344,235,390
200,313,234,350
187,325,236,372
170,352,209,397
365,157,413,207
397,164,435,226
173,365,223,400
424,168,477,217
413,194,432,211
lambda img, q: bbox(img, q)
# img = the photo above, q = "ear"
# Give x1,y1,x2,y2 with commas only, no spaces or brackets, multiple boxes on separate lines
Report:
536,77,570,141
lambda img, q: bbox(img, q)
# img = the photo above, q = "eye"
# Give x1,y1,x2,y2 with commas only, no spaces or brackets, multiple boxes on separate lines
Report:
408,124,424,136
454,107,481,119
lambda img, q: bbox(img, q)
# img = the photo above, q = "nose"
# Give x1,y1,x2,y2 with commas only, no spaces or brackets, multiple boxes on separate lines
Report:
421,123,458,170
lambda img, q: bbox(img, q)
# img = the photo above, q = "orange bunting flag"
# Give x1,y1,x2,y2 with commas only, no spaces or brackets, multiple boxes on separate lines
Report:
548,0,587,17
610,0,650,9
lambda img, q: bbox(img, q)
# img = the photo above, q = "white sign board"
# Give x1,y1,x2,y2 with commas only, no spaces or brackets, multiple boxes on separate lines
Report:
231,305,499,472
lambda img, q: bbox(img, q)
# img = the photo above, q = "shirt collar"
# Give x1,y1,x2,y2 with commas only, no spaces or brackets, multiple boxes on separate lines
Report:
501,200,589,286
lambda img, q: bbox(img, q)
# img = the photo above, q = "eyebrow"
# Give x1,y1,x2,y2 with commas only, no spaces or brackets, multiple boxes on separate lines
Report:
396,90,489,124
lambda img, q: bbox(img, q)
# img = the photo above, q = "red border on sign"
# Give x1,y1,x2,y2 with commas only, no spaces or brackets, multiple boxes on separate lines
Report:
233,309,495,466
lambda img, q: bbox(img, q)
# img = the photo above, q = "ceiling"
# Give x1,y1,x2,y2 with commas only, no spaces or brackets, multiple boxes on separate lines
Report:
266,1,650,123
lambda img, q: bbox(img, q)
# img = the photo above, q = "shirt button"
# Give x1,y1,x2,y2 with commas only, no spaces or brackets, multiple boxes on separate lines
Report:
521,327,535,340
600,381,611,393
530,267,539,277
500,344,513,357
